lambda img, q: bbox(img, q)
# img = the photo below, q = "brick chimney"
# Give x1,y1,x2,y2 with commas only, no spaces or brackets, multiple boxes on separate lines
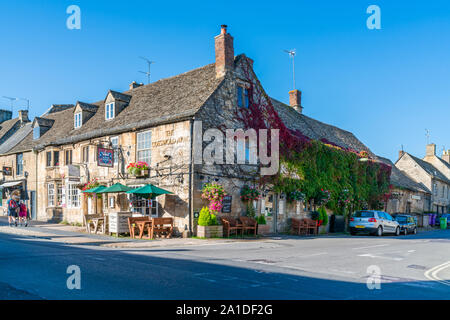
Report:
215,25,234,78
18,110,29,123
129,81,143,90
398,150,405,160
443,150,450,164
289,90,303,113
426,143,436,157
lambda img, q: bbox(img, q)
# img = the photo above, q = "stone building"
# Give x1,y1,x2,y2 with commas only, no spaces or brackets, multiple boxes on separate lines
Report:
0,25,383,235
396,149,450,214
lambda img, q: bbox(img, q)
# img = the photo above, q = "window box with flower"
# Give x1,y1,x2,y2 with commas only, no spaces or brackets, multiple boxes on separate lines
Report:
127,162,150,177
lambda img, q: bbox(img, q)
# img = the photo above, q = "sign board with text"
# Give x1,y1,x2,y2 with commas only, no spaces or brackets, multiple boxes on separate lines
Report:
222,195,232,213
97,147,114,168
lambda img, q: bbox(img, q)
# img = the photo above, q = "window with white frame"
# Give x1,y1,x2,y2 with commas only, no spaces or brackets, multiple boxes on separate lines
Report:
74,112,82,129
67,183,80,208
128,185,158,217
110,136,119,164
105,102,115,120
48,183,55,207
137,130,151,165
57,183,64,206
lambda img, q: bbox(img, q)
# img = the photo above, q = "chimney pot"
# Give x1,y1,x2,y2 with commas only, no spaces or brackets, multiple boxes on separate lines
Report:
129,81,143,90
398,150,405,160
215,24,234,78
18,110,29,123
289,89,303,113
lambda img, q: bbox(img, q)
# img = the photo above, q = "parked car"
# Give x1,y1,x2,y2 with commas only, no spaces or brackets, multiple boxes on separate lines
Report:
349,210,400,236
393,214,418,235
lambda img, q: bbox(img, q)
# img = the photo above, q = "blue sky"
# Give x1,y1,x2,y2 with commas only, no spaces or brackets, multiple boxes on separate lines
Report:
0,0,449,162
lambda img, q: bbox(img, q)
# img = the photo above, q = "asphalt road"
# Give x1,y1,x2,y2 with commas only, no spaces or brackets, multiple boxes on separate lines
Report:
0,221,449,300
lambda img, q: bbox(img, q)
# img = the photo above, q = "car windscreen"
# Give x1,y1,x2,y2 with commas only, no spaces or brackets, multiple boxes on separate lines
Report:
353,211,374,218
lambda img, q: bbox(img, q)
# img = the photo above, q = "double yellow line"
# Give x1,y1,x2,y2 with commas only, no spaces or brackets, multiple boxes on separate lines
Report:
424,261,450,287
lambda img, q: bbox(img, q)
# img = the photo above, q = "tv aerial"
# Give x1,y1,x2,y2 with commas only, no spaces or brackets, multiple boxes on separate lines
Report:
284,49,297,90
139,56,155,84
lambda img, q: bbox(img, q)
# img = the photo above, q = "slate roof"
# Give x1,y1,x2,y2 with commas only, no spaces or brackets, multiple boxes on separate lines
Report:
35,63,223,148
271,98,373,154
34,117,55,128
76,101,99,113
0,123,33,154
377,156,431,193
45,104,74,115
403,152,450,184
109,90,132,103
0,118,19,141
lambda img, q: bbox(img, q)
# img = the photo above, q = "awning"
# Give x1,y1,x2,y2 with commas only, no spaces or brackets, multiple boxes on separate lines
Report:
1,181,23,188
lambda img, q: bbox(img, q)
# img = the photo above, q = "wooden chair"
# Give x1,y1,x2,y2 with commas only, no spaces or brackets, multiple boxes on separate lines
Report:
83,214,103,234
238,217,258,236
151,217,173,239
128,216,151,239
291,218,308,236
220,216,243,237
304,218,318,235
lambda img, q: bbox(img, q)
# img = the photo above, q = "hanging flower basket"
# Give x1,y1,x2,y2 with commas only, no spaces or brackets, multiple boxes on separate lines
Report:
240,185,260,202
127,162,150,177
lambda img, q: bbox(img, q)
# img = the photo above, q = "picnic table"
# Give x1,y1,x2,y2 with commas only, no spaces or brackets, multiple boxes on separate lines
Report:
84,214,106,234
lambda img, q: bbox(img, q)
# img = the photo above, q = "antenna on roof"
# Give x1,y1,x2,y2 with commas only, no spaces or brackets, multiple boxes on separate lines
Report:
284,49,296,90
425,129,430,144
2,96,17,113
139,56,155,85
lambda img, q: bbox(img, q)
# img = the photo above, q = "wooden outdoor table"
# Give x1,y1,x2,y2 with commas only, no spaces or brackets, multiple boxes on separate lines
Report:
136,220,153,239
91,217,105,234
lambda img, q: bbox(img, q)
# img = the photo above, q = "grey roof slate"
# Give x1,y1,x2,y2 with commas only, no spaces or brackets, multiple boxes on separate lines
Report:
0,123,33,154
109,90,132,103
405,153,450,184
34,117,55,128
76,101,99,113
271,98,373,154
0,118,19,140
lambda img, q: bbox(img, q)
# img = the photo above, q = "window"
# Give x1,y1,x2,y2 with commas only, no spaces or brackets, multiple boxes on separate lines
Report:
67,183,80,208
48,183,55,207
74,112,82,128
65,150,73,165
105,102,115,120
57,183,64,206
16,153,23,176
46,151,52,167
433,183,438,196
33,126,40,140
137,130,151,165
237,85,249,108
82,146,89,163
110,137,119,164
53,151,60,166
128,185,158,217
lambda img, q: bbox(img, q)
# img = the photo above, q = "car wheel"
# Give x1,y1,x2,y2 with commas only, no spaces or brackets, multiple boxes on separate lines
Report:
377,226,383,237
395,227,400,236
413,227,417,235
403,228,408,235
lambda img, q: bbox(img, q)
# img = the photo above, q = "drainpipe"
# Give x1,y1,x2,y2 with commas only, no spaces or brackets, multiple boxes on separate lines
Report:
188,118,194,235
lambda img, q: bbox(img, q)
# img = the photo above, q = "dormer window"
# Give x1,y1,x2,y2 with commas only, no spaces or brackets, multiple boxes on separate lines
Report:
105,102,115,120
74,112,82,129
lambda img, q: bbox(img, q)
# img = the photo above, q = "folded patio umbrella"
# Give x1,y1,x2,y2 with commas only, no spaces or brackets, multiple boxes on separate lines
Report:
97,183,132,193
82,185,106,193
126,184,173,198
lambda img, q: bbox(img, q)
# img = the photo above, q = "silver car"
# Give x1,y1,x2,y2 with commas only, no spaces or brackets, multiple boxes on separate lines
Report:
349,210,400,236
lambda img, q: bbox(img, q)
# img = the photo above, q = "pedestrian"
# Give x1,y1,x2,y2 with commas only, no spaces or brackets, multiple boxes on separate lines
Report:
7,190,20,227
19,200,28,227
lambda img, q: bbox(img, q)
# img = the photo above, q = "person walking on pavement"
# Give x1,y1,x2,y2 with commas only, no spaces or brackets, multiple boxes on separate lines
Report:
19,200,28,227
7,190,20,227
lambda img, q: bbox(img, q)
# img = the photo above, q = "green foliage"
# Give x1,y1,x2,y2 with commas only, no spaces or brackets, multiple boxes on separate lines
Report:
246,203,256,218
275,140,391,213
198,207,219,226
240,185,260,202
318,207,328,226
257,215,267,225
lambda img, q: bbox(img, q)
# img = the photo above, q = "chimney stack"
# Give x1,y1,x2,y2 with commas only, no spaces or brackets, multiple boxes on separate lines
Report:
215,25,234,78
289,90,303,113
129,81,143,90
398,150,405,160
18,110,29,123
425,143,436,158
443,150,450,164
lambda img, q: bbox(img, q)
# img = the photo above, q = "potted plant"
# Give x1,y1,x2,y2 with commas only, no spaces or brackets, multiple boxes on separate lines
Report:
257,215,270,235
81,178,102,199
196,207,223,238
317,206,329,234
126,162,150,177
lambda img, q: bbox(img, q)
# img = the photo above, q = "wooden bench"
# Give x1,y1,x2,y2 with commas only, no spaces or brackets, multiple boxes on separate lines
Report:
291,217,308,236
304,218,318,235
238,217,258,236
128,216,152,239
220,216,243,237
83,214,106,234
151,217,173,239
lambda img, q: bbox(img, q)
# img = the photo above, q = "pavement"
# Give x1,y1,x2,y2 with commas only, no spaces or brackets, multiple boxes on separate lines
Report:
0,216,449,299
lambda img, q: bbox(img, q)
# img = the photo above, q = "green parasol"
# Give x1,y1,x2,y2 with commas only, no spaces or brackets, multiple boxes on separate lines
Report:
97,183,132,193
82,185,106,193
126,184,173,198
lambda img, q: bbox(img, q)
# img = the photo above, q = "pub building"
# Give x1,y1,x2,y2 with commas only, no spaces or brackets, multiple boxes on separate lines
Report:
0,26,373,235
